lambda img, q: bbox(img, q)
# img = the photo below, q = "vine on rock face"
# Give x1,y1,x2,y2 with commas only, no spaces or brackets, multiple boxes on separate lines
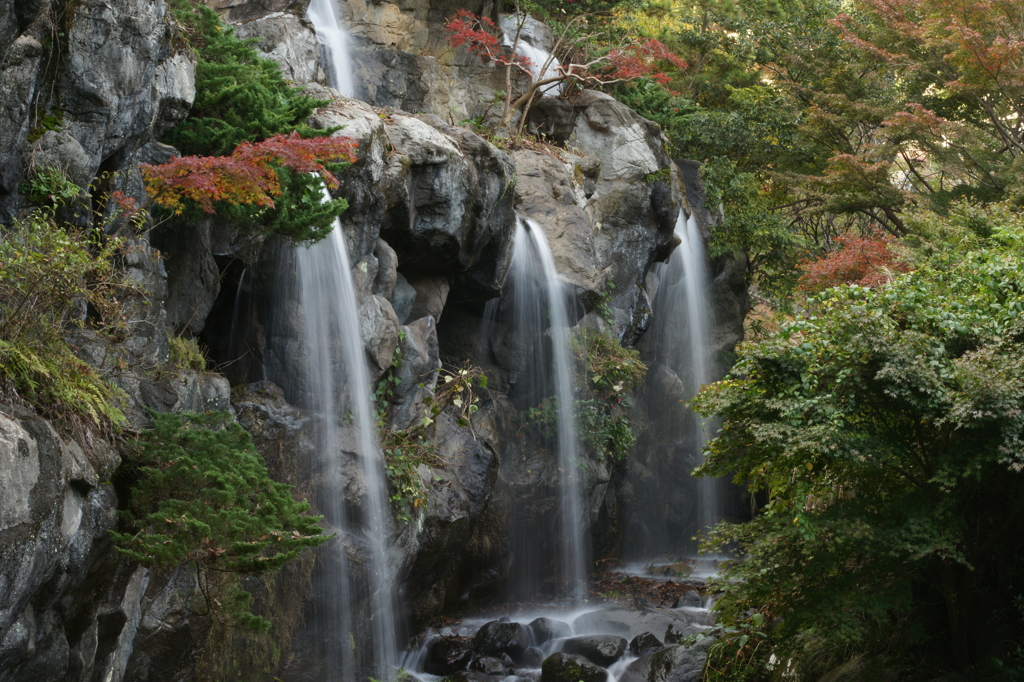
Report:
111,411,328,632
375,345,489,521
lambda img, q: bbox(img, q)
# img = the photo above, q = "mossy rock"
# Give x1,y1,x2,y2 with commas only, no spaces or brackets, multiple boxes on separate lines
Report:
541,651,608,682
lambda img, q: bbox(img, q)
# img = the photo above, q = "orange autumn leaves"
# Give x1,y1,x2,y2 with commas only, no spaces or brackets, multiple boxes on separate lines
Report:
141,133,358,215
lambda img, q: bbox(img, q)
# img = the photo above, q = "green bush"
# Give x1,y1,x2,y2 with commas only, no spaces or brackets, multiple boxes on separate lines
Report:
164,4,332,158
0,209,130,430
168,335,207,372
695,206,1024,675
112,411,328,632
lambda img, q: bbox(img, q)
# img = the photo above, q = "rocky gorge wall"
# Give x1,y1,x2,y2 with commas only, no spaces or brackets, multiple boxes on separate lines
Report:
0,0,747,680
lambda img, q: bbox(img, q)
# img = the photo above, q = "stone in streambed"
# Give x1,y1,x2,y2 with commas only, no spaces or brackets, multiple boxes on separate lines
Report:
426,636,474,675
529,617,572,645
562,635,628,667
472,618,527,657
520,647,545,668
541,651,608,682
664,624,686,645
672,591,703,609
446,672,494,682
617,644,707,682
471,656,508,675
629,632,664,657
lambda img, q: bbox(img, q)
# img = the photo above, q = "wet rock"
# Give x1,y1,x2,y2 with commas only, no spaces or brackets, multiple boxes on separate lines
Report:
472,619,527,657
540,651,608,682
664,625,685,645
572,609,700,642
447,671,494,682
629,632,664,657
471,655,508,675
374,239,399,300
520,647,545,669
425,636,473,675
529,617,573,645
673,591,703,609
562,635,628,667
618,644,707,682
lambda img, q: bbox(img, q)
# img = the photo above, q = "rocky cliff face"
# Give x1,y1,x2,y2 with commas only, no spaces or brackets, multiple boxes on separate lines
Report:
0,0,747,680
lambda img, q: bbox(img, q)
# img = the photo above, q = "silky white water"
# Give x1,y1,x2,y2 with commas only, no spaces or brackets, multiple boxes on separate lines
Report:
675,210,719,531
294,194,399,680
307,0,356,98
510,216,585,595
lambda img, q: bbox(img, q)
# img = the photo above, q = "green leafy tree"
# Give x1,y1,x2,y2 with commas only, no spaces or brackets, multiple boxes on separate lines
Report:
112,411,328,632
695,205,1024,674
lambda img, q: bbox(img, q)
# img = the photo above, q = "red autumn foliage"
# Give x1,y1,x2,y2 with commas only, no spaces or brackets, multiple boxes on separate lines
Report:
444,9,684,89
141,133,358,214
445,9,532,69
798,231,910,292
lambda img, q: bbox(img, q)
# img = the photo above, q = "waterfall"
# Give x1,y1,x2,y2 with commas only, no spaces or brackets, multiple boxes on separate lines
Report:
675,211,720,532
625,209,724,561
501,215,586,595
307,0,356,98
288,193,398,680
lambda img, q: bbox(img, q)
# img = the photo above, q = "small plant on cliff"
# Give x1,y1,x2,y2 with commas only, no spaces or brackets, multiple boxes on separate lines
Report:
0,208,134,432
112,411,328,632
375,351,489,521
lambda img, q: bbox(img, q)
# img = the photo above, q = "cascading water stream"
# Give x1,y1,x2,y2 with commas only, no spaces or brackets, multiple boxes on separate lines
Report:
674,210,720,532
307,0,355,98
507,215,586,595
289,195,399,680
624,208,724,562
285,6,397,676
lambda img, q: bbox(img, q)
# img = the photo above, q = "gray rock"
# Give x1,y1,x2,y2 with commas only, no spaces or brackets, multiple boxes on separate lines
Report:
425,636,473,675
520,647,545,669
407,274,450,323
391,272,418,324
674,591,703,609
540,651,608,682
529,617,573,645
0,0,195,220
472,655,508,675
572,609,702,642
234,12,322,84
664,625,685,645
562,635,628,667
500,14,555,53
629,632,664,657
394,316,441,401
374,239,399,300
472,619,527,657
618,645,706,682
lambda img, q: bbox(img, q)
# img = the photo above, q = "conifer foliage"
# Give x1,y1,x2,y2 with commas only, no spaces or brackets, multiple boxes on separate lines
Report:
112,411,328,632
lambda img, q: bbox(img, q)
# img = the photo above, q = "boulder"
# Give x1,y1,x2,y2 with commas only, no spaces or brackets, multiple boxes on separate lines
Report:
425,636,473,675
561,635,628,667
618,645,707,682
674,591,703,610
472,619,527,657
629,632,664,657
520,647,545,669
529,617,572,645
471,655,508,675
572,609,701,642
540,651,608,682
234,12,322,84
664,625,685,645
